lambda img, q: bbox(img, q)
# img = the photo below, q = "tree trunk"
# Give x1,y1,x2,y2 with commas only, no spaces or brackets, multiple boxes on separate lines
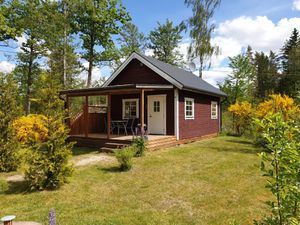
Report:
87,34,94,87
25,43,34,115
62,1,68,88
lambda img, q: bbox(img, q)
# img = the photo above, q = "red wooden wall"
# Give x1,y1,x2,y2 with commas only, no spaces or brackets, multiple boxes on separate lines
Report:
178,90,220,139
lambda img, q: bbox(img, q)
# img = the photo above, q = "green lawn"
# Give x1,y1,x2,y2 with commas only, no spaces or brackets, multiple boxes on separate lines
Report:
0,136,270,225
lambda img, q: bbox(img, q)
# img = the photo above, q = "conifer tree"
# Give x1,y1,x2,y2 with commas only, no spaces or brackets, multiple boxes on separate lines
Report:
0,72,21,172
279,28,300,100
118,22,147,58
148,19,185,66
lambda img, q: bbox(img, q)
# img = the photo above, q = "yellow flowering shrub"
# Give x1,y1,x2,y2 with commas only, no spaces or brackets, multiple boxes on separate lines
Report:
256,94,300,119
228,101,254,135
12,114,49,144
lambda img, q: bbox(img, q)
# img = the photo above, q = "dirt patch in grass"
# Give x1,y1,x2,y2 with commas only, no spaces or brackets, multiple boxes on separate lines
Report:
74,154,115,167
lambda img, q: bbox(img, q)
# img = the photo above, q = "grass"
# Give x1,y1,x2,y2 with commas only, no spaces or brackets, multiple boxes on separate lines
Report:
0,136,270,225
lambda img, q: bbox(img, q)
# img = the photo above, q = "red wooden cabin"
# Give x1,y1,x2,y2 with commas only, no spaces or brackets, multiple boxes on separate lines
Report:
60,52,227,150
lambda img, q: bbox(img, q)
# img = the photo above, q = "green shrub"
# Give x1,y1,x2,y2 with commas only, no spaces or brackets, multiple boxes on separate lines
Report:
132,137,146,157
115,146,135,171
0,177,8,193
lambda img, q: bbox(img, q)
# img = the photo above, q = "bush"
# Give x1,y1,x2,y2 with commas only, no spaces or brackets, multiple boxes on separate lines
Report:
132,137,146,157
13,115,73,190
0,72,21,172
228,101,254,136
0,177,8,193
255,113,300,225
115,146,135,171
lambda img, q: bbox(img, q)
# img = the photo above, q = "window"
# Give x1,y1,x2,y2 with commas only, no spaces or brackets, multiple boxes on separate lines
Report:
153,101,160,112
122,99,139,119
211,101,218,119
184,98,194,120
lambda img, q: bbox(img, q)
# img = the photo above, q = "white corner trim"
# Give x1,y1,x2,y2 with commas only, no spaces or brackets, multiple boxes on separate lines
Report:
174,89,179,140
103,52,183,89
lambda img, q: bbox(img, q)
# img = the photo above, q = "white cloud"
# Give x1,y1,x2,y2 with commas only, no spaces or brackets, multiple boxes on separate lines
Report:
0,61,15,73
216,16,300,54
293,0,300,10
178,16,300,86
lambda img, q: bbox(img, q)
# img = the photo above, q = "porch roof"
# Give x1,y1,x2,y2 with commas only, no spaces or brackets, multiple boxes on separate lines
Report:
60,84,173,96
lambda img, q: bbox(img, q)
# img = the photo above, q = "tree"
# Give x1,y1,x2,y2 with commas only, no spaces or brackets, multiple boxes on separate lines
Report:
218,54,255,108
0,72,21,172
45,0,82,89
185,0,221,78
279,28,300,100
0,0,22,46
12,0,49,115
13,72,73,190
118,22,147,58
73,0,130,87
254,51,279,99
148,19,185,66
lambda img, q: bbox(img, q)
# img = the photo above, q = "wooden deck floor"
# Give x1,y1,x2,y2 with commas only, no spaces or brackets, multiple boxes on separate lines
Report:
70,133,175,141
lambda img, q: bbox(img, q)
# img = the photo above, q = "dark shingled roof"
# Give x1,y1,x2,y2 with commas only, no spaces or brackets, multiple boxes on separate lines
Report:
137,52,227,97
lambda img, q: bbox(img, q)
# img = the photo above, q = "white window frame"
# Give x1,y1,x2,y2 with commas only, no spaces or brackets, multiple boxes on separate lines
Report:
184,97,194,120
122,98,139,119
211,101,218,119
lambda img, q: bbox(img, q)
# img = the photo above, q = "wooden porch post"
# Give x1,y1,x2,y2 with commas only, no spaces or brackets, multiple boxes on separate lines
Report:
107,94,111,139
84,95,89,138
140,89,145,131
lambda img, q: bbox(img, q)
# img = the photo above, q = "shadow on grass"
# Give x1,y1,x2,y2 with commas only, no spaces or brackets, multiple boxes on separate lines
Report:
210,139,263,155
72,147,98,156
99,166,122,173
6,180,29,194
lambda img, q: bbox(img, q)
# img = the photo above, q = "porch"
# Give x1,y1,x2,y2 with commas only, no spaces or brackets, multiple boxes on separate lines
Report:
61,84,178,149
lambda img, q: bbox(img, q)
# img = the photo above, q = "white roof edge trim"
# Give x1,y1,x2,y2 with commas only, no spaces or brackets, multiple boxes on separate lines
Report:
102,52,183,89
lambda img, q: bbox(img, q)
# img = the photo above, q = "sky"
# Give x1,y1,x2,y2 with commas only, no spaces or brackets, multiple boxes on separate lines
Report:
0,0,300,86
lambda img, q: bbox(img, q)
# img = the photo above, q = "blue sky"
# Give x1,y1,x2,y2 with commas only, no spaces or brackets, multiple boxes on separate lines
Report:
0,0,300,86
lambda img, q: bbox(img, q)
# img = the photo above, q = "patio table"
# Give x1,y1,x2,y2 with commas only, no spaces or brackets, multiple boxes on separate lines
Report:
111,120,127,135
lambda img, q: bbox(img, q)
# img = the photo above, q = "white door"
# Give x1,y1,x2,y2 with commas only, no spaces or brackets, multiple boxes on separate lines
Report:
147,95,166,135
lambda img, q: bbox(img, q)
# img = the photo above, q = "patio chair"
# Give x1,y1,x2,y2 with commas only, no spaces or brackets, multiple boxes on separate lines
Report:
126,117,138,135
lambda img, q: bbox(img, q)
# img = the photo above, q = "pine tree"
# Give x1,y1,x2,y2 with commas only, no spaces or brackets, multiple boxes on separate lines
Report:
279,28,300,100
254,51,279,99
148,19,185,66
0,72,21,172
118,22,147,58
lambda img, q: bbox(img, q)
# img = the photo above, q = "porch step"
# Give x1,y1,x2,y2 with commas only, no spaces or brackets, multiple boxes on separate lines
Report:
99,142,129,153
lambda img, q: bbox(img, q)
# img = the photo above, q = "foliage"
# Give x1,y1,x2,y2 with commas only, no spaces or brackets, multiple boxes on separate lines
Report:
184,0,221,77
256,94,300,119
72,0,130,86
0,73,21,172
118,22,147,58
148,19,185,66
115,146,135,171
254,51,279,99
254,113,299,225
0,177,8,193
13,115,48,144
228,101,254,136
219,53,255,108
132,137,146,157
12,73,73,190
279,28,300,101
